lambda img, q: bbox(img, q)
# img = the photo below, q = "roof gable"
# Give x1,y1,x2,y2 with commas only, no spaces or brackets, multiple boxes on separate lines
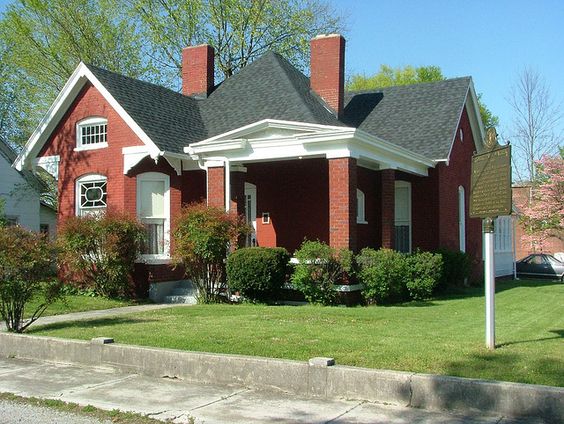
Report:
343,77,473,160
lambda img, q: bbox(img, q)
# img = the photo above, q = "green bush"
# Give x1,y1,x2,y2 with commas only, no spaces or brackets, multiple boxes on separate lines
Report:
58,212,145,298
172,202,248,304
0,225,61,332
405,251,443,300
291,240,353,306
357,248,408,304
226,247,290,302
435,248,471,292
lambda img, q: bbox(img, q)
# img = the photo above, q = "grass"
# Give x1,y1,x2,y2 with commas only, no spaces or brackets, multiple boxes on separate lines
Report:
0,392,174,423
30,279,564,387
24,294,139,318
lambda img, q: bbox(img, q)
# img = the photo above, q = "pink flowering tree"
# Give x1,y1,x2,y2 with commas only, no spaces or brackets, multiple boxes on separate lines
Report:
519,152,564,251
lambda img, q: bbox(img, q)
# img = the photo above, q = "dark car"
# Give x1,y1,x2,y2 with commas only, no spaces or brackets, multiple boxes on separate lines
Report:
516,254,564,281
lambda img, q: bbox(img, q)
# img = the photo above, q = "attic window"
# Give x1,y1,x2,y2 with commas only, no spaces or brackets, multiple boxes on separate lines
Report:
76,117,108,150
459,128,464,142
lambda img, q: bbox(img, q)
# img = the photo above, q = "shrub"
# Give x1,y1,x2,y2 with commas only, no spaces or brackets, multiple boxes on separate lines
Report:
291,240,353,306
435,248,471,292
405,251,443,300
58,212,145,298
0,225,62,332
172,202,248,304
226,247,290,302
357,248,407,304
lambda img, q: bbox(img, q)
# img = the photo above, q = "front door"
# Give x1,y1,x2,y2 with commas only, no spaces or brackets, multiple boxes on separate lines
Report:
244,183,257,246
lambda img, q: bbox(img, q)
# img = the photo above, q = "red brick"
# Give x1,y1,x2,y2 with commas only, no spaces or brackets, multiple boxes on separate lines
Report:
182,45,214,97
310,35,345,117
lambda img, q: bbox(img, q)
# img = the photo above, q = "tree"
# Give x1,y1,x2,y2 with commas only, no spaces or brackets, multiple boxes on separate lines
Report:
347,65,498,131
129,0,344,84
0,225,61,332
0,0,152,145
0,0,345,145
507,68,563,182
519,153,563,251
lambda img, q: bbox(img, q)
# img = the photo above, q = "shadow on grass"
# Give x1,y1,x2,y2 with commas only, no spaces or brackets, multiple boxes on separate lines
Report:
442,350,564,388
28,317,157,333
498,329,564,347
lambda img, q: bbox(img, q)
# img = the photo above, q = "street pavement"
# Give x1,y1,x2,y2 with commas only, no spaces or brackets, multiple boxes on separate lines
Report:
0,357,545,424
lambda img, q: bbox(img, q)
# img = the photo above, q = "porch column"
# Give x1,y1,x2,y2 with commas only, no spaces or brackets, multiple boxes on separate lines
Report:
381,169,395,249
230,166,246,217
329,157,357,251
207,166,225,209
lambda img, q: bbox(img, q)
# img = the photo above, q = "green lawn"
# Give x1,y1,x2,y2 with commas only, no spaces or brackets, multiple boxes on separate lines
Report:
30,280,564,386
25,295,137,318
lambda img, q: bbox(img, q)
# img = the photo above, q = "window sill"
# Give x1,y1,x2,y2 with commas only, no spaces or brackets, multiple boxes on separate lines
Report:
74,143,108,152
136,256,171,265
357,220,368,225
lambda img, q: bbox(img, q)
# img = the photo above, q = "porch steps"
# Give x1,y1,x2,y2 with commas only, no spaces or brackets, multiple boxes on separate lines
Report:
163,281,198,304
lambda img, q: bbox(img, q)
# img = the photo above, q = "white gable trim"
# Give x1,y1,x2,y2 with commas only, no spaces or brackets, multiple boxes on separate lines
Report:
441,79,486,163
185,119,434,176
14,62,162,171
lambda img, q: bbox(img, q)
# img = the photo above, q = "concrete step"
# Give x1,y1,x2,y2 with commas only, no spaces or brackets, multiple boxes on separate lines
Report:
171,287,197,296
163,295,197,304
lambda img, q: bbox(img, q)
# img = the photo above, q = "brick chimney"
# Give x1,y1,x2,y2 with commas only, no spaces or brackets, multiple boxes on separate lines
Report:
310,34,345,117
182,44,215,97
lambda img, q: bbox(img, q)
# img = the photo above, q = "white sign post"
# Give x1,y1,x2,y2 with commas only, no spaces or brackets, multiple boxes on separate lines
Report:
484,217,496,350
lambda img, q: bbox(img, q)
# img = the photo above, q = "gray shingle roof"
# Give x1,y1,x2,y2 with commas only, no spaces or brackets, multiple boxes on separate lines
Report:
0,137,47,192
85,58,471,160
343,77,471,159
86,64,206,152
200,52,344,138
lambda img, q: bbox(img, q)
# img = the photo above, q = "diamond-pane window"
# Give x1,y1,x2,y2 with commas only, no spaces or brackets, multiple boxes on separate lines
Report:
76,175,107,216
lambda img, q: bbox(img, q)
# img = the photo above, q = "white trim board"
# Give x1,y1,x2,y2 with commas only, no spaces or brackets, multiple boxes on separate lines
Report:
14,62,163,172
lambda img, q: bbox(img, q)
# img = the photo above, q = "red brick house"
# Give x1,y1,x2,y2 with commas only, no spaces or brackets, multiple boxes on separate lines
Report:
14,34,486,297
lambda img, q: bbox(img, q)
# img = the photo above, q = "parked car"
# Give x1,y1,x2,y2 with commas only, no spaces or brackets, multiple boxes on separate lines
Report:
516,254,564,281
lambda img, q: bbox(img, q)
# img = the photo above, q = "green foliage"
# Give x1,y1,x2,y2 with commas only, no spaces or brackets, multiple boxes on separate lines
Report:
347,64,445,91
0,225,61,332
172,202,248,304
477,93,499,130
291,240,353,306
435,248,471,292
57,212,145,298
405,251,443,300
0,197,6,227
0,0,344,146
226,247,291,302
356,248,407,304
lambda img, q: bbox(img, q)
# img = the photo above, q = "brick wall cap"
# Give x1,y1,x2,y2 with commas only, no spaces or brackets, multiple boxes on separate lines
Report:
312,34,344,40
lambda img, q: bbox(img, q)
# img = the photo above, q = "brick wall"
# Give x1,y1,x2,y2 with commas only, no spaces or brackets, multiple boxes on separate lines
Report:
207,166,225,209
182,44,214,97
246,158,329,254
380,169,395,249
437,107,482,265
328,157,357,251
357,167,380,250
310,34,345,117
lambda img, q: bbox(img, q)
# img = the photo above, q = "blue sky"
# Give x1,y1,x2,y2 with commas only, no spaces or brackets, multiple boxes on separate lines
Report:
332,0,563,140
1,0,562,140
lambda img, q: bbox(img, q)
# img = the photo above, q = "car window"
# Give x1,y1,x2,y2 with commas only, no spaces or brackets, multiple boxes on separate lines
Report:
529,256,546,265
547,256,561,266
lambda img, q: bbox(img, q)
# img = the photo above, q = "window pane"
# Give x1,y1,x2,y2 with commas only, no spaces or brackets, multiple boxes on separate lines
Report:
139,181,165,218
143,221,164,254
79,122,107,146
395,225,410,253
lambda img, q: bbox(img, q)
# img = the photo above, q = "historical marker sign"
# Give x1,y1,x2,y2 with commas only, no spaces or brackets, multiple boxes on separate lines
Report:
469,144,512,219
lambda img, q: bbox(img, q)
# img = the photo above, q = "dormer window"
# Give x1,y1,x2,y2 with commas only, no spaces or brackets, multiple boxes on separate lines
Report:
76,117,108,150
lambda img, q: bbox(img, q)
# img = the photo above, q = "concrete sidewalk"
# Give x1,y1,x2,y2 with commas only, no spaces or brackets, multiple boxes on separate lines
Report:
0,357,543,424
0,303,185,332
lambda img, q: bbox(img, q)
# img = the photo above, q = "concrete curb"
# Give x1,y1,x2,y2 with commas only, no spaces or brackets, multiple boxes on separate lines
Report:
0,332,561,422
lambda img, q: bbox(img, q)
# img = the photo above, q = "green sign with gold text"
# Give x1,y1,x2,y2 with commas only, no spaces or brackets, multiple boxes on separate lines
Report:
470,142,512,219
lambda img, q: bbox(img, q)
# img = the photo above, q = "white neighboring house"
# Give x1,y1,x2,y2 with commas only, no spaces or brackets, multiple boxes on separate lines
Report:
0,137,57,236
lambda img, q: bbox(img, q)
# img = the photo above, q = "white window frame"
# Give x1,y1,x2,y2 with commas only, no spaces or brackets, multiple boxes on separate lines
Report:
458,185,466,253
75,174,107,216
356,189,367,224
137,172,170,262
394,181,412,253
75,117,108,151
